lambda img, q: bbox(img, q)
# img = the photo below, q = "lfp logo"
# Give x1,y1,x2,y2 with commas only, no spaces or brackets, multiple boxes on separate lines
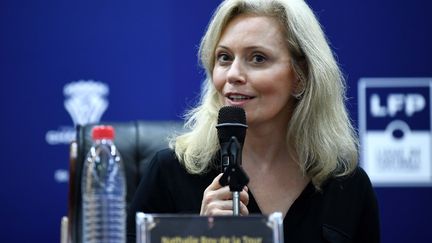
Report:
359,78,432,185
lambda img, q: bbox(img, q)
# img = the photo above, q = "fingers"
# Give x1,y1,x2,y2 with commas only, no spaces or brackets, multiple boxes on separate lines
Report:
240,187,249,206
240,201,249,216
237,188,250,216
203,200,249,216
206,173,224,191
207,200,235,214
201,174,250,216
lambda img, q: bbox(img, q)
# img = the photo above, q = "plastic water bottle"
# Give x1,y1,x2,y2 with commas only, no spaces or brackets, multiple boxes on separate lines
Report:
82,125,126,243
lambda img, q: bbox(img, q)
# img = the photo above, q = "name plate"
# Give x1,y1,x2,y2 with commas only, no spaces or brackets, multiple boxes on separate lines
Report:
136,213,283,243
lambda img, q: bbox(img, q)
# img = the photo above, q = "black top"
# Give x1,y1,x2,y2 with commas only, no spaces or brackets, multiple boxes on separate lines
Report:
127,149,380,243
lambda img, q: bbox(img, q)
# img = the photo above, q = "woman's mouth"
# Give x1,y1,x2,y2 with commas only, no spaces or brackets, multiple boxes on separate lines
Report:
227,94,254,101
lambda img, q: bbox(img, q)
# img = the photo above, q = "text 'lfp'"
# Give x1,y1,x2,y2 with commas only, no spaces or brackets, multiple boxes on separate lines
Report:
370,93,425,117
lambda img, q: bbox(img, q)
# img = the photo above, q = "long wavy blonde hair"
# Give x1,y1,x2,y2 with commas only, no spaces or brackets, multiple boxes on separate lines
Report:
170,0,358,188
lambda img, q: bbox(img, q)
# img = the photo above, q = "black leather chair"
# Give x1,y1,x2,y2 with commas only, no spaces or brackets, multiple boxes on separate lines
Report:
67,120,184,243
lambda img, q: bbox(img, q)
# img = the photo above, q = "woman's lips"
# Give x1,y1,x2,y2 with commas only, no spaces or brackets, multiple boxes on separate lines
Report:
225,93,255,105
228,94,253,101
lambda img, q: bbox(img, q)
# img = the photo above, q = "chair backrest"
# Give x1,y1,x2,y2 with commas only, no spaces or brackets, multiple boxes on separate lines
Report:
68,120,184,243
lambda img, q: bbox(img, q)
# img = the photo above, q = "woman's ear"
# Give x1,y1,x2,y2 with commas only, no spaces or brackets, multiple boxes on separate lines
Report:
291,69,306,99
291,58,307,99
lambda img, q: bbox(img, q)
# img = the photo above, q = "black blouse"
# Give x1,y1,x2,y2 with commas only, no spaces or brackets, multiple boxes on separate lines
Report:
127,149,380,243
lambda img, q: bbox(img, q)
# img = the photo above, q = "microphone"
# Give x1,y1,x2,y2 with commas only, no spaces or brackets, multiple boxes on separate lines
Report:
216,106,248,173
216,106,249,216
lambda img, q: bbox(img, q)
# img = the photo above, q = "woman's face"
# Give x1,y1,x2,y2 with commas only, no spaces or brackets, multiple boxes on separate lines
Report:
212,14,297,128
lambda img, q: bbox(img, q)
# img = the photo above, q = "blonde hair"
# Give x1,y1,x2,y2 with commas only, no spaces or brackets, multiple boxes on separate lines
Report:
170,0,358,188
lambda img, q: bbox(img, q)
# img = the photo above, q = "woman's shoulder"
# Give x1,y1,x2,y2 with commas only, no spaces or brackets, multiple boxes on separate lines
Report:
146,148,184,173
147,148,218,179
320,168,380,242
319,166,377,208
152,148,178,163
320,166,378,216
334,166,372,189
325,166,373,191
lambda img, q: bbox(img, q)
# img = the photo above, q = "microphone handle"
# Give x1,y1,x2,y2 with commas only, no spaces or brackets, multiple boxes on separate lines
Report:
220,142,230,173
233,191,240,216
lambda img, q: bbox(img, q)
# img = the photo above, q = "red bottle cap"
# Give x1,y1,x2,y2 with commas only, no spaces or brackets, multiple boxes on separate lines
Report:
92,125,115,140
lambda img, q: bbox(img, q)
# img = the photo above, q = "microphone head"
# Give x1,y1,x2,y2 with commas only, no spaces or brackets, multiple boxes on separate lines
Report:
216,106,247,144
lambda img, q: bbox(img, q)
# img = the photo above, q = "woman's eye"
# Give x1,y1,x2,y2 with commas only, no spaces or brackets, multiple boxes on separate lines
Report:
216,53,232,64
252,54,266,64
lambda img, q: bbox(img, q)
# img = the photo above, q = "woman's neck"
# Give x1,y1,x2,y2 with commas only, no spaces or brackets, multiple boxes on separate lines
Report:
242,122,294,169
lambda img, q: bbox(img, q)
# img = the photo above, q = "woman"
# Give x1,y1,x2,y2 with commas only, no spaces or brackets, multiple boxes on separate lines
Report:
128,0,380,242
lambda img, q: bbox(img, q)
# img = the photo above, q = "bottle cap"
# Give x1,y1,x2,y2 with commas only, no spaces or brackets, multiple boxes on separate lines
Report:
92,125,115,140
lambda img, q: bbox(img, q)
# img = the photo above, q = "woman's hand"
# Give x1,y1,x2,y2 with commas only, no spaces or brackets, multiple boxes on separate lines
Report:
200,173,249,216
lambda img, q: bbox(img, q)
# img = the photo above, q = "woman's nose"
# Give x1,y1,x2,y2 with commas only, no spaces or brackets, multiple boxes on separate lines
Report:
227,59,246,85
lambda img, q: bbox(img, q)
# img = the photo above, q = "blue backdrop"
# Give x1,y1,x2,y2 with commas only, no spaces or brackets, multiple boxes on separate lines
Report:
1,0,431,242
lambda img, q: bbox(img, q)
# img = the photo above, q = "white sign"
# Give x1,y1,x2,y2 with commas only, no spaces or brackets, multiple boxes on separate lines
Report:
46,80,109,145
46,80,109,183
358,78,432,186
